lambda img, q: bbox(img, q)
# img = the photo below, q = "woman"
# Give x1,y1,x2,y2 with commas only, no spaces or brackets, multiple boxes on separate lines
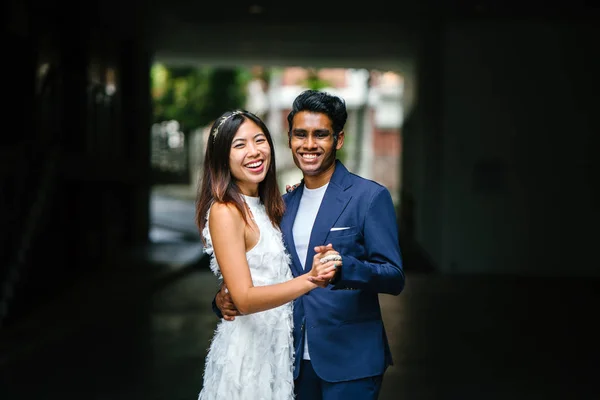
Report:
195,110,339,400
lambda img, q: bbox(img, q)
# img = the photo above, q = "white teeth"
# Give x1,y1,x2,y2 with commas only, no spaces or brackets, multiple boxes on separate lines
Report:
246,161,263,168
302,154,317,159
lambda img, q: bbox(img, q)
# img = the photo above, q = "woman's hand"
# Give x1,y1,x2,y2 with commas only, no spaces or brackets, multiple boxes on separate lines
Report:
308,243,341,287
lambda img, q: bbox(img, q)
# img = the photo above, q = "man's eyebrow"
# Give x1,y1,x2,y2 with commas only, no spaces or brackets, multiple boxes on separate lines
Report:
292,128,330,134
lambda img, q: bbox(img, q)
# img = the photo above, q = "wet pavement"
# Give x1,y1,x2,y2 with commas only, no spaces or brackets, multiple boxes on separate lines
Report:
150,192,201,241
1,264,598,400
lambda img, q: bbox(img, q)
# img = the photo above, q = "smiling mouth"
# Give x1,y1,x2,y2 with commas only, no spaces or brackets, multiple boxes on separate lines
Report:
300,153,319,160
245,160,263,168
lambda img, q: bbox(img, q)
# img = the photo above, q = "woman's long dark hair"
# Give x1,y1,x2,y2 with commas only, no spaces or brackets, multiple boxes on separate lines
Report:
195,110,285,245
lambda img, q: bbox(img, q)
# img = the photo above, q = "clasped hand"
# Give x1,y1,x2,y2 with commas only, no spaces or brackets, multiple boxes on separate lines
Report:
215,244,342,321
307,243,341,287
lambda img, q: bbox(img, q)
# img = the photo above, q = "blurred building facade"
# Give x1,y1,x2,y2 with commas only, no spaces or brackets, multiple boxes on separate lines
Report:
184,65,404,204
249,66,404,203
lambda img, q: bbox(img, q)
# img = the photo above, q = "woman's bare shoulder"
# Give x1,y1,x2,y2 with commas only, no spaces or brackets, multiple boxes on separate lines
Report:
209,201,244,226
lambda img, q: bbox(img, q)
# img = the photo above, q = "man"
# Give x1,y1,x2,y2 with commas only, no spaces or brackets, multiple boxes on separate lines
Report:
214,89,405,399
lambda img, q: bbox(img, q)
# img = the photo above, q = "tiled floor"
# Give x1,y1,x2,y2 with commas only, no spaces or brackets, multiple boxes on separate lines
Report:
1,267,598,399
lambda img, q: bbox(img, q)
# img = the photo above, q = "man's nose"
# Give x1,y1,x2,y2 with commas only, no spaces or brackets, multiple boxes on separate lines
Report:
304,135,317,149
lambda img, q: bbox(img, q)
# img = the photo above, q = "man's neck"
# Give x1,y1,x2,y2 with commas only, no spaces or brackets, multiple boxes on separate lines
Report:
303,164,335,189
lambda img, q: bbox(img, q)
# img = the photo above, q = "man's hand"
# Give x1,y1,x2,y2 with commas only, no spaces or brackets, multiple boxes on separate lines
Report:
215,282,241,321
308,244,341,287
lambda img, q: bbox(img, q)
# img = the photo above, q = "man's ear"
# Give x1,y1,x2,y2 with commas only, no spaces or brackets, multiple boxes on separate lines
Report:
336,131,345,150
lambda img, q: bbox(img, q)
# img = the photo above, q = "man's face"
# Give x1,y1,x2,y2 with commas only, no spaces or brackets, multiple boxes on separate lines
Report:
288,111,344,178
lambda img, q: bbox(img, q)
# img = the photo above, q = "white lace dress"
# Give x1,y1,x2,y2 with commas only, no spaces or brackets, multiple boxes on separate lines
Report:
198,195,295,400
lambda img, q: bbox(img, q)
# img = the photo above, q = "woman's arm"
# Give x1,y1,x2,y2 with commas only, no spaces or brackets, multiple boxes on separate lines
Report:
209,202,319,315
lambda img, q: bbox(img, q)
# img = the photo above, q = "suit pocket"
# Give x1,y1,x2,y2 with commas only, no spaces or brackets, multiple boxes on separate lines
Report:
327,226,358,238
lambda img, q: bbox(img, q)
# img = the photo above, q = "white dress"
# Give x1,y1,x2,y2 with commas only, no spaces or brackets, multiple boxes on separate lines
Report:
198,195,295,400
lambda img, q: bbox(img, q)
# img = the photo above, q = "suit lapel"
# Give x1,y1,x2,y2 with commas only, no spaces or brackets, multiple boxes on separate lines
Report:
281,185,305,277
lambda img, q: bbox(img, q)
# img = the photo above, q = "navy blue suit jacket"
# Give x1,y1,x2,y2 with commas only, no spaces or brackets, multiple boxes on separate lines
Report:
281,160,404,382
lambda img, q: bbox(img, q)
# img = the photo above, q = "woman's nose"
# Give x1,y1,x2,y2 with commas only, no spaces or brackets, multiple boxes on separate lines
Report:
247,143,260,156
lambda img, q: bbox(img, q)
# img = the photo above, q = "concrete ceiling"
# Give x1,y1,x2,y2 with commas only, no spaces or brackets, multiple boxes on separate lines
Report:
145,1,428,72
21,0,598,74
135,0,599,71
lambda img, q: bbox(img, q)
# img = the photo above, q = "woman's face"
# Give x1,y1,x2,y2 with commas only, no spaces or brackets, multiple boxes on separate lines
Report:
229,118,271,196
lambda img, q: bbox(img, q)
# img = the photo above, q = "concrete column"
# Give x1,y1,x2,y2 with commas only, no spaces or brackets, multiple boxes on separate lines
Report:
438,20,599,276
120,40,152,246
399,20,444,272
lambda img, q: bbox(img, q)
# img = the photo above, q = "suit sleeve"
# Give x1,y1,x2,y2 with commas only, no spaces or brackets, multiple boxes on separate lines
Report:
211,290,224,319
331,186,405,295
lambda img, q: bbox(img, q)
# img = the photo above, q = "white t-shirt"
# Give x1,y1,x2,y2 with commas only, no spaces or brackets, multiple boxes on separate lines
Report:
292,183,328,360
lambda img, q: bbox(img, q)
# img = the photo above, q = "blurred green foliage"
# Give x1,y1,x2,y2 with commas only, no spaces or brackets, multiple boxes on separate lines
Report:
302,68,332,90
151,64,250,132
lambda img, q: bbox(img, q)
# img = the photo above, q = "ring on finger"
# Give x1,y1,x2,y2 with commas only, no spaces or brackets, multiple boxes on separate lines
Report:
320,254,342,264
